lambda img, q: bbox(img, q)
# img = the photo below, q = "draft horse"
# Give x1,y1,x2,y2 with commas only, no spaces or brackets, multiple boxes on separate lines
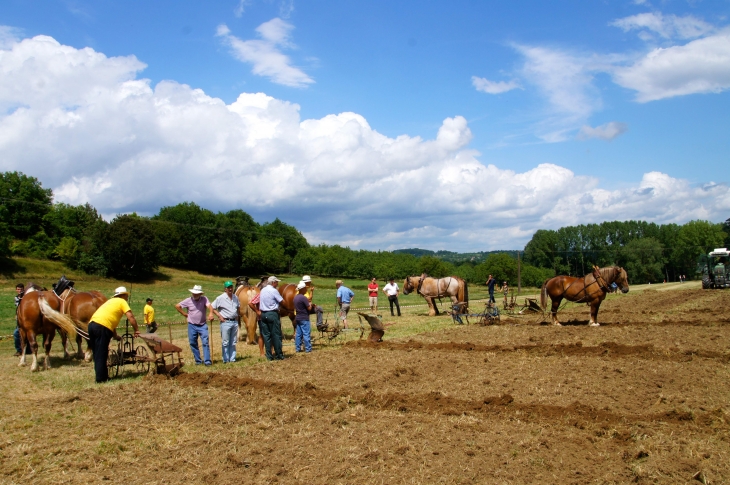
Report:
540,265,629,326
403,274,468,316
235,277,262,345
17,289,78,371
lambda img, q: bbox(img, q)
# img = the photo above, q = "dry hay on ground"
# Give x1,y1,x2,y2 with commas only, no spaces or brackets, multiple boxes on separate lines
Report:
2,288,730,484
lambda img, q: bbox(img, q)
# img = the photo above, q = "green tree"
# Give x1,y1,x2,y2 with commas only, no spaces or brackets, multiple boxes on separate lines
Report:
474,253,518,286
672,220,726,278
53,236,81,266
241,239,287,274
0,171,53,240
618,237,665,284
44,203,102,242
417,256,454,277
101,214,160,280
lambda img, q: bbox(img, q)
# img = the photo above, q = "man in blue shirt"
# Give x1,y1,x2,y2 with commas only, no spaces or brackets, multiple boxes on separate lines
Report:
486,275,496,305
336,280,355,329
259,276,284,361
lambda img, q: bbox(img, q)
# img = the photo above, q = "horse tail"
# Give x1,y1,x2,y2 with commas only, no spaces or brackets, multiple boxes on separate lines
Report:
38,296,77,339
540,279,550,311
460,278,469,304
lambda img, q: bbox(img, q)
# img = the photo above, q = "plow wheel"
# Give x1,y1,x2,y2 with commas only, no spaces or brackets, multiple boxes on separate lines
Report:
107,349,121,378
135,346,151,374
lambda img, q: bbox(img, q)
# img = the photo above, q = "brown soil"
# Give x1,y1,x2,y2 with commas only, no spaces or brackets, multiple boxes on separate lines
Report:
2,287,730,484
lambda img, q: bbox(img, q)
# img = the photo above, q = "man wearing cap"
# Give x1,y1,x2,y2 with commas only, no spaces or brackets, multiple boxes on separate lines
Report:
88,287,140,383
259,276,284,361
301,275,324,329
335,280,355,329
382,278,401,317
175,285,214,365
293,282,313,353
210,281,241,363
143,298,157,333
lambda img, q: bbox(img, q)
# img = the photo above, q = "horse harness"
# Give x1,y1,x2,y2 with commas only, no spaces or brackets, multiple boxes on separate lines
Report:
553,268,611,305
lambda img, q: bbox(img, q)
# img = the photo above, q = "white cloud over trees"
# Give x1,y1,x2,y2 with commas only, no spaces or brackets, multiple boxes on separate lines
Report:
1,34,728,251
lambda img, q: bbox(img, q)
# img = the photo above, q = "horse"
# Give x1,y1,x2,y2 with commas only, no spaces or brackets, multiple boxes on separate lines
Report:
540,265,629,326
16,290,78,371
235,281,261,345
58,289,108,360
403,274,468,316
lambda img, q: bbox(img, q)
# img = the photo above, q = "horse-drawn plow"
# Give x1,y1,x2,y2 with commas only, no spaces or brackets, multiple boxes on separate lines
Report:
107,320,184,378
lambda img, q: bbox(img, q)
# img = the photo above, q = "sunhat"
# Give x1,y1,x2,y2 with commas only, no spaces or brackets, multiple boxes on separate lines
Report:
267,276,281,283
296,281,306,290
302,275,312,283
189,285,204,294
113,286,129,297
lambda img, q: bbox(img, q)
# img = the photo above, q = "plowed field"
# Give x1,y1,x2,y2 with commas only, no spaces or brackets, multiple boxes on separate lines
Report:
2,286,730,484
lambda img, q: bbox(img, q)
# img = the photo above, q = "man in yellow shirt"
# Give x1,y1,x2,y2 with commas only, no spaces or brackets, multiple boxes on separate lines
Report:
88,286,140,383
144,298,157,333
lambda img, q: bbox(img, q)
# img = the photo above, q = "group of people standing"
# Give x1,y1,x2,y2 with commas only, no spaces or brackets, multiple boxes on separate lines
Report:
11,275,406,384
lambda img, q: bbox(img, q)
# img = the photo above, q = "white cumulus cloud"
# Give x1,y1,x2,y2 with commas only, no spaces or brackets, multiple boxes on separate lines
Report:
612,33,730,102
217,18,313,88
1,34,728,251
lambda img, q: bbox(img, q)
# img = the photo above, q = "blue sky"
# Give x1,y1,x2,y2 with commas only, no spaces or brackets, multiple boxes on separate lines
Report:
1,0,729,251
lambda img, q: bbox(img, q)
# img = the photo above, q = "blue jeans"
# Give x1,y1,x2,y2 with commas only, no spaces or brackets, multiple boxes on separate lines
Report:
220,320,238,363
295,319,312,353
188,323,211,365
259,311,284,361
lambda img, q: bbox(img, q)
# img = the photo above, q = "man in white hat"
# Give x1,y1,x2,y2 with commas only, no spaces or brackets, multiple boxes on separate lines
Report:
88,286,140,383
175,285,214,365
259,276,284,360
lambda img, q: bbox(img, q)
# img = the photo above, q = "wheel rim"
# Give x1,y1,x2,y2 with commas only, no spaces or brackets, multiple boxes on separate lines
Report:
135,346,151,374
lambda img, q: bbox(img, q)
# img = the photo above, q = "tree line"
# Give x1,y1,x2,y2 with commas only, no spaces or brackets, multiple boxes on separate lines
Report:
523,219,730,284
2,171,727,285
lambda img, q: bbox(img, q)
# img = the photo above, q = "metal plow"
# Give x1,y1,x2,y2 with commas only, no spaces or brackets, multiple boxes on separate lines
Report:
138,333,185,376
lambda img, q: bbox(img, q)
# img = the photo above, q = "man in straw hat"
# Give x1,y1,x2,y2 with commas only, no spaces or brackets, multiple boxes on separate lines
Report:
175,285,214,365
88,286,140,383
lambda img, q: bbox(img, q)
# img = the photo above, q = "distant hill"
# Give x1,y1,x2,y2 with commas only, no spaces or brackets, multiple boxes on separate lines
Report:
393,248,519,264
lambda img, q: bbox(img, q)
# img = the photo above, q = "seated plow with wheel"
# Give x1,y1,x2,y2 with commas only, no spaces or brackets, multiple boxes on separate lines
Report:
107,319,184,378
451,302,500,325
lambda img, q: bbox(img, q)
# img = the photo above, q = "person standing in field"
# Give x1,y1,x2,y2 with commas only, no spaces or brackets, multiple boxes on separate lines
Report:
210,281,241,364
143,298,157,333
368,277,379,313
486,275,496,305
501,281,509,307
336,280,354,329
382,277,401,317
293,281,313,353
88,287,141,383
175,285,214,366
13,283,30,356
259,276,285,361
301,275,324,329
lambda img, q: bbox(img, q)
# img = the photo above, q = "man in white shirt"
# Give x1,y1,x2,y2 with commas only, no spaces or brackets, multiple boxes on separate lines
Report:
382,278,401,317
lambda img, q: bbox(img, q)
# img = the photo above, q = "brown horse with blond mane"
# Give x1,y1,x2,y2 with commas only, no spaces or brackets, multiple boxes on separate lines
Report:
541,265,629,326
403,274,468,316
16,287,78,371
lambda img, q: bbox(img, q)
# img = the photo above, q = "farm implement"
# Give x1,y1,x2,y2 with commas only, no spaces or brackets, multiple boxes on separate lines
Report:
107,319,185,378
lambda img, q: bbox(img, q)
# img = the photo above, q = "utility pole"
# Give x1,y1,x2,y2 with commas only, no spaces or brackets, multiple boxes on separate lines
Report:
517,250,521,295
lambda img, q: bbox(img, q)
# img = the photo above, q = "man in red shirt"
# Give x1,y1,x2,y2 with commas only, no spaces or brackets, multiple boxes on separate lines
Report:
368,278,379,313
